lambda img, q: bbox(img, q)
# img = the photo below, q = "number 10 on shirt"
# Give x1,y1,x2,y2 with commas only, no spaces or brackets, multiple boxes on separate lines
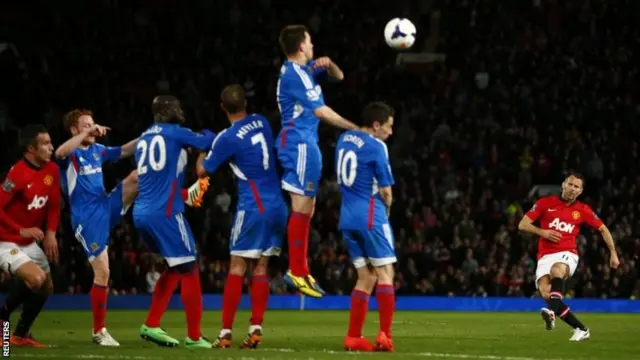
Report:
337,149,357,186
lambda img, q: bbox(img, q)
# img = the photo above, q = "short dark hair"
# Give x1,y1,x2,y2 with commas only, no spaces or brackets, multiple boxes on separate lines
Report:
152,95,184,123
63,109,92,132
361,102,395,128
278,25,308,55
221,84,246,114
565,172,586,187
19,124,48,152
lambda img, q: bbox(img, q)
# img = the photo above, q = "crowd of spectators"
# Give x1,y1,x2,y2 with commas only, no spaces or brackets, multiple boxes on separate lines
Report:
0,0,638,299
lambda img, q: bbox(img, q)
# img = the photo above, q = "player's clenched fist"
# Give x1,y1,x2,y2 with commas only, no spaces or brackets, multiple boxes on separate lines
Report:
610,252,620,269
313,56,333,69
540,229,562,243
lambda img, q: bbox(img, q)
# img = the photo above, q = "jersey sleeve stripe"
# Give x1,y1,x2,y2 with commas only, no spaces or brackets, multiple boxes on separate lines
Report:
292,64,314,90
65,157,79,196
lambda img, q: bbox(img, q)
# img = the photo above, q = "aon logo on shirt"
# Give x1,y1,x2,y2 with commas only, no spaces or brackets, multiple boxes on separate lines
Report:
549,218,575,233
27,195,48,210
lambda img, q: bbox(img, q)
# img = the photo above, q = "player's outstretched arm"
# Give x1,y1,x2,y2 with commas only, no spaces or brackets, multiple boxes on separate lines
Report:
314,106,358,131
119,138,139,159
597,224,620,268
55,124,108,159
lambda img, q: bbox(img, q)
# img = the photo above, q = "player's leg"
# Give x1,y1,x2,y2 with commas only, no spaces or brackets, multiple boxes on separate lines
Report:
0,243,47,346
10,243,53,347
120,170,138,210
366,224,396,352
135,217,181,347
279,143,324,297
74,218,119,346
215,254,248,348
342,230,375,352
536,252,588,341
242,256,270,349
147,213,210,348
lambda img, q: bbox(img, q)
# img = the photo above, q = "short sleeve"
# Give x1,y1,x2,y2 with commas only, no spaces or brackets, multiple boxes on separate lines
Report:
96,144,122,163
202,130,235,174
525,198,547,221
373,141,394,187
582,205,604,230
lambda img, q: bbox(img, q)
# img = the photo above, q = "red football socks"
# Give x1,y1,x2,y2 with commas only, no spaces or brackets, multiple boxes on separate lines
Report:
250,275,270,326
287,212,311,276
89,284,108,333
376,284,395,337
180,268,203,340
348,290,370,337
145,270,181,328
222,274,243,329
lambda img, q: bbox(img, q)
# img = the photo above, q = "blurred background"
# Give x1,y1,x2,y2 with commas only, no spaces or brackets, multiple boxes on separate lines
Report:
0,0,638,300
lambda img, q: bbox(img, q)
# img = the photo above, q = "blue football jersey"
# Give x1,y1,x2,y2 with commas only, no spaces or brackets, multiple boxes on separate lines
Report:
59,143,122,219
202,113,284,212
336,130,395,230
276,60,326,146
133,123,214,217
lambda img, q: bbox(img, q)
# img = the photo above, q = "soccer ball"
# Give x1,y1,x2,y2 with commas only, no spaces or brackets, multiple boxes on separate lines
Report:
384,18,417,49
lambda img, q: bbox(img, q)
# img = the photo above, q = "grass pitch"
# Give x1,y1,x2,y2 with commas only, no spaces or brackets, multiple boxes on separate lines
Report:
8,310,640,359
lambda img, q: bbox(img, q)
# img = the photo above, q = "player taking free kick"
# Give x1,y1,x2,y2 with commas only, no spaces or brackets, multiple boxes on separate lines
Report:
0,125,60,347
277,25,359,298
134,95,214,349
196,85,288,349
336,102,396,352
518,173,619,341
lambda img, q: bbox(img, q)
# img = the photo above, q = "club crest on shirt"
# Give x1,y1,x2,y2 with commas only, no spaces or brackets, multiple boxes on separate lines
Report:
93,153,101,161
1,179,15,193
572,211,580,220
44,175,53,186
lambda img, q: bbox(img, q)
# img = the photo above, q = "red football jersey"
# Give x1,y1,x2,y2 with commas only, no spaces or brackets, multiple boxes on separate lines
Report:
0,158,61,246
525,195,603,259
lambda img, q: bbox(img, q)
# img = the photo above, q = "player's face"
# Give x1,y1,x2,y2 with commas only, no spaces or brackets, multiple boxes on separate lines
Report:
374,116,394,141
301,32,314,61
29,133,54,163
561,176,583,202
73,115,97,145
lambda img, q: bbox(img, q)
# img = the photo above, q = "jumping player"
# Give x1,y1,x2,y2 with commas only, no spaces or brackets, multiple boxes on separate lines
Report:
518,173,619,341
277,24,359,297
0,125,60,347
196,85,287,349
336,102,396,352
56,109,138,346
134,95,214,349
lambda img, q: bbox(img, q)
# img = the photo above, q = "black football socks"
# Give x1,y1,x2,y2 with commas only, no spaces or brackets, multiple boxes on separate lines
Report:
545,277,587,331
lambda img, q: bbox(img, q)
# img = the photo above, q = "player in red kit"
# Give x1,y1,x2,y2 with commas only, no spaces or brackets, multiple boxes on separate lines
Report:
518,173,619,342
0,125,61,347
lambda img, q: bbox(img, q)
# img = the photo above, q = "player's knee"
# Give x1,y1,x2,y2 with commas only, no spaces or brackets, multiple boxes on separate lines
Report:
252,261,268,277
91,261,110,285
229,256,248,276
24,271,46,291
40,276,54,296
290,193,314,214
375,264,394,285
359,270,378,289
549,264,567,279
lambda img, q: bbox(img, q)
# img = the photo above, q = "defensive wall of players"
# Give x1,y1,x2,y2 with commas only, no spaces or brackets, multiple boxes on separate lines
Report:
2,295,638,313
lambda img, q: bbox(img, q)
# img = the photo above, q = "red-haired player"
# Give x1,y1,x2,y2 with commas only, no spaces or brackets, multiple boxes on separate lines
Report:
518,173,619,341
0,124,61,347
